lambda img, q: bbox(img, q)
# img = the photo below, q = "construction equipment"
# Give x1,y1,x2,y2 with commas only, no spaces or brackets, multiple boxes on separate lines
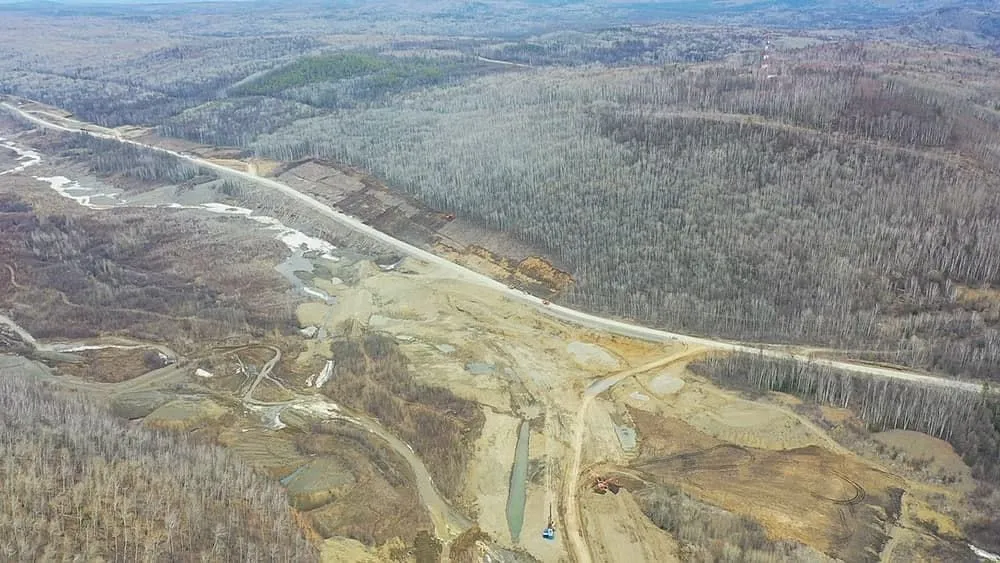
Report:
542,505,556,540
592,475,620,494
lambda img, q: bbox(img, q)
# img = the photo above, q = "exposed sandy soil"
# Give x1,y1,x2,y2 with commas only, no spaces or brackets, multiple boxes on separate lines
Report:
567,341,622,370
873,430,975,492
629,411,905,560
55,347,153,383
249,157,283,177
2,125,979,562
206,157,250,173
580,490,679,563
320,537,410,562
464,409,521,541
143,397,232,431
622,362,833,452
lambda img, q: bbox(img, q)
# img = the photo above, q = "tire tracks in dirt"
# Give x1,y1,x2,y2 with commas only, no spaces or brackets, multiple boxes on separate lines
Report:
1,99,987,397
563,346,708,563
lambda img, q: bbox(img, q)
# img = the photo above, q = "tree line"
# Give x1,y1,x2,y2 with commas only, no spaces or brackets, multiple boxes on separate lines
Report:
244,50,1000,380
689,353,1000,484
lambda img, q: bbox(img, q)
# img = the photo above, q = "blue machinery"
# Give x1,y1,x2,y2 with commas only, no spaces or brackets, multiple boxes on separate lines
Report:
542,505,556,540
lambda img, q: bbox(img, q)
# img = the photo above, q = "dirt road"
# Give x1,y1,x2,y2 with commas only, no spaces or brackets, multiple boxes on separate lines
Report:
243,392,474,542
1,100,986,397
563,347,708,563
241,346,281,402
476,56,532,68
338,408,475,541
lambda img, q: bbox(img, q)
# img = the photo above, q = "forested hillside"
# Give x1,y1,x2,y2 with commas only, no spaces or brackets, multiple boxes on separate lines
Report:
3,5,999,385
243,44,1000,380
0,375,317,561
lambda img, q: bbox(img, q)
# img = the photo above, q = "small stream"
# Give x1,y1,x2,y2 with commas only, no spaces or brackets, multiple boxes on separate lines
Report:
970,543,1000,562
3,137,342,303
506,420,531,543
0,137,41,176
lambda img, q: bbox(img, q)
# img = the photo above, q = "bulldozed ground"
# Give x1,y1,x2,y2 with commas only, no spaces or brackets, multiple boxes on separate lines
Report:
631,419,904,561
126,127,575,300
0,120,989,562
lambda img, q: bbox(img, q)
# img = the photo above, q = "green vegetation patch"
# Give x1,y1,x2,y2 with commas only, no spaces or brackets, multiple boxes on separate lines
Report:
231,51,490,107
234,53,388,96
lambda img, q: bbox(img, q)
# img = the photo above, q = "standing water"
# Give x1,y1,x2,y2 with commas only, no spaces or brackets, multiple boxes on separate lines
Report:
506,420,531,543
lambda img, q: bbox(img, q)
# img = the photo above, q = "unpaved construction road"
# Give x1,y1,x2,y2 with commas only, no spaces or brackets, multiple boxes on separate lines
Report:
563,346,708,563
241,346,281,402
244,389,474,542
4,100,995,563
1,99,985,397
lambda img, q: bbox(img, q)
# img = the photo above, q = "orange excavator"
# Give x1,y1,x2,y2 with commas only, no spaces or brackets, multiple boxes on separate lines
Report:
593,475,620,494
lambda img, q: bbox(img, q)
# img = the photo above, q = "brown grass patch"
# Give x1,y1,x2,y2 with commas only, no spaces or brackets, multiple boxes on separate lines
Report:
56,347,152,383
630,411,904,561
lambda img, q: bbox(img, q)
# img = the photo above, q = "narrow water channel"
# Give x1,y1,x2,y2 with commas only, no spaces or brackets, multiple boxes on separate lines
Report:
506,420,530,543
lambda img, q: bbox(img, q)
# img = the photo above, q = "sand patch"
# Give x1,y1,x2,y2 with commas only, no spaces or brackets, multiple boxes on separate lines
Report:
580,490,679,563
463,409,521,543
143,398,230,431
873,429,974,491
567,341,621,370
649,373,684,395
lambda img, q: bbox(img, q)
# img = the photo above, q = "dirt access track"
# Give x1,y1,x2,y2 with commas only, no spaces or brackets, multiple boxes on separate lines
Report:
0,97,986,396
1,98,987,563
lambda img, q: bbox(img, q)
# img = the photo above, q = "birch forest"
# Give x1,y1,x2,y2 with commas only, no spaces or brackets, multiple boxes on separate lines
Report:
227,44,1000,381
0,375,317,562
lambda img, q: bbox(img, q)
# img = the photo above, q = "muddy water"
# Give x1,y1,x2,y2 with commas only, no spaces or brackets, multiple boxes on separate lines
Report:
506,419,531,543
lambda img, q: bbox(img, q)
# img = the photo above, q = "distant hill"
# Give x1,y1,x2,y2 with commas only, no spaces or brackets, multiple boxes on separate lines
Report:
896,3,1000,48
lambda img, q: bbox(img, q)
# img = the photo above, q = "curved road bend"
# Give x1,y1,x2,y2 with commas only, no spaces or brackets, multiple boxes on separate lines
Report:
242,392,474,541
563,347,708,563
1,100,985,398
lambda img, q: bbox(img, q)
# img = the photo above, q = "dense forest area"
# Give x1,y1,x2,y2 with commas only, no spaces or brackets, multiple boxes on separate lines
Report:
0,375,317,561
229,52,500,109
690,353,1000,550
0,35,321,127
475,26,762,66
46,133,205,185
242,45,1000,381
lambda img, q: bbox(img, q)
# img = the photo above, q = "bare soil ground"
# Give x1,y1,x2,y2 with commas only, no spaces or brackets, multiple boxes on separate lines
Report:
464,409,520,540
873,430,975,492
580,490,679,563
628,411,905,561
1,121,981,562
271,157,573,294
